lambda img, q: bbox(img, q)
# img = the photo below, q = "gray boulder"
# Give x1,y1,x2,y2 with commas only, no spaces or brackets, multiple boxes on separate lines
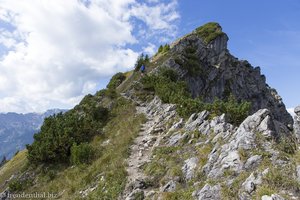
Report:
182,157,199,180
160,180,177,192
220,150,242,171
237,109,275,143
294,106,300,140
244,155,262,170
261,194,285,200
241,172,262,194
202,147,219,175
185,111,209,131
167,132,186,146
199,120,211,135
193,184,221,200
206,109,284,178
168,118,184,133
296,165,300,183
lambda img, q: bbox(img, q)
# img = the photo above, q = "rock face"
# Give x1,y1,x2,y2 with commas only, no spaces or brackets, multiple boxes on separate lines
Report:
182,157,199,180
163,23,292,127
294,105,300,139
202,109,288,179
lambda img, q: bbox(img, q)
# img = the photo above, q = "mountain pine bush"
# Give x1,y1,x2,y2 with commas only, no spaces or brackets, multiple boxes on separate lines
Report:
141,67,251,125
70,143,95,165
27,94,109,164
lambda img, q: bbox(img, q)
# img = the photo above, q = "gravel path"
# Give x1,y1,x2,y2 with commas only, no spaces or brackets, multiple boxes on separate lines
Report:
120,96,176,200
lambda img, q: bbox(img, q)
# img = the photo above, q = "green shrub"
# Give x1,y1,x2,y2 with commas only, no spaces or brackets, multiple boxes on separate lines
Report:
70,143,95,165
141,68,189,104
92,106,109,122
185,46,196,54
94,89,107,97
164,44,170,52
47,170,56,180
176,97,205,118
158,44,170,54
177,95,250,125
174,46,203,76
9,178,32,192
9,179,23,191
195,22,224,44
107,72,126,89
174,57,183,66
27,93,109,164
140,68,250,126
160,67,179,82
133,191,144,200
207,95,251,125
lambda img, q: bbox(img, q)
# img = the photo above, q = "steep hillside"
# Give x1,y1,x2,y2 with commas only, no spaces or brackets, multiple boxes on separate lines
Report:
1,22,299,200
0,109,66,160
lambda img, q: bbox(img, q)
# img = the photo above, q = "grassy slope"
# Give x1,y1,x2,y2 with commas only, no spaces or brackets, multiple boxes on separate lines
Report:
0,150,28,191
0,97,146,199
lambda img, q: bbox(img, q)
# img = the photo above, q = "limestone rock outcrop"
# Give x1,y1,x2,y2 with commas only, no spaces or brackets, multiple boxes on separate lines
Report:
193,184,221,200
161,23,293,127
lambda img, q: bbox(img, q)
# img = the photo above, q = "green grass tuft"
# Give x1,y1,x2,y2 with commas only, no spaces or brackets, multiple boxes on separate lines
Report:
195,22,225,44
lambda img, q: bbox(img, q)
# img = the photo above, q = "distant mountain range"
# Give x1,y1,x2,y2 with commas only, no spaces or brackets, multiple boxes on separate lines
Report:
0,109,67,160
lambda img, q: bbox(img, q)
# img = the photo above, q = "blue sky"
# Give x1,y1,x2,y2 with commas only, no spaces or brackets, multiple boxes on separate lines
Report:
0,0,299,113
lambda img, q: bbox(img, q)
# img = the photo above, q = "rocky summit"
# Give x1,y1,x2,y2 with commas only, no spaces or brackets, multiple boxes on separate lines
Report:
0,22,299,200
156,23,293,128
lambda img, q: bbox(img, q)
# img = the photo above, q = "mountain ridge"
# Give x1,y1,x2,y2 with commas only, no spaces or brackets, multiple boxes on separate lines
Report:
0,22,299,200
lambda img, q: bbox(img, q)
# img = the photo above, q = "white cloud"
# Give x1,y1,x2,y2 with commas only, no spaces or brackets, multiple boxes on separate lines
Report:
130,0,179,37
0,0,179,113
147,0,160,3
143,43,156,55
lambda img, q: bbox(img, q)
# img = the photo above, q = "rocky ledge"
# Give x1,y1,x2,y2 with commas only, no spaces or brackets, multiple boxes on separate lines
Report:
121,96,299,200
